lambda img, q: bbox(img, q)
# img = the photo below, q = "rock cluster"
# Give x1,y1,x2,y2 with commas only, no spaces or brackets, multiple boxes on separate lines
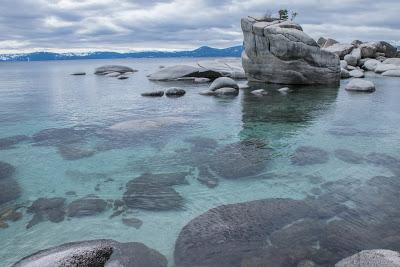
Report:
320,38,400,78
148,59,245,81
241,17,340,85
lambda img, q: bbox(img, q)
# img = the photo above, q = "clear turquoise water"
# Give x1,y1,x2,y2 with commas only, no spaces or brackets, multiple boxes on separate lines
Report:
0,58,400,266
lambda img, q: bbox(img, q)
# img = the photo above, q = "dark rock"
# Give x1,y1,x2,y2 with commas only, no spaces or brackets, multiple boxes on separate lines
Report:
114,199,125,210
71,72,86,76
174,198,314,267
128,172,189,187
27,197,66,228
67,196,107,217
12,239,168,267
184,136,218,152
197,165,219,188
291,146,329,166
123,181,184,211
57,145,95,160
334,149,364,164
165,88,186,97
122,217,143,229
0,178,21,205
118,75,129,80
65,191,77,196
366,152,400,169
0,135,30,150
141,91,164,97
208,139,270,179
32,126,94,147
0,161,15,180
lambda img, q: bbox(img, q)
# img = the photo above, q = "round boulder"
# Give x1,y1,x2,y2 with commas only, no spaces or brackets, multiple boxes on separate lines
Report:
345,79,375,93
209,77,239,91
382,70,400,77
349,69,364,78
95,65,136,75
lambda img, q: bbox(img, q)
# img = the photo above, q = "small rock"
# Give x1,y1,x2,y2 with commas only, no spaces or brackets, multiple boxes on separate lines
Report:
118,75,129,80
322,38,339,48
122,218,143,229
349,69,364,78
67,196,107,218
250,89,268,96
351,40,363,47
165,88,186,97
363,59,380,71
278,87,290,94
141,91,164,97
340,60,348,69
345,79,375,93
71,72,86,76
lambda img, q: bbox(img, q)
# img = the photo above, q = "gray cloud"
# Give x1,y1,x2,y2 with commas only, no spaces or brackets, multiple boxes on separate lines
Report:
0,0,399,53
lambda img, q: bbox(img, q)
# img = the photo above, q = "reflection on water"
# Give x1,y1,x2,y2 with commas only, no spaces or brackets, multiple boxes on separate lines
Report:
1,59,400,266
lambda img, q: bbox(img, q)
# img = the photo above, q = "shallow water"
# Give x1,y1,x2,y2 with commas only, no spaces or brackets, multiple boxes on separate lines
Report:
1,58,400,266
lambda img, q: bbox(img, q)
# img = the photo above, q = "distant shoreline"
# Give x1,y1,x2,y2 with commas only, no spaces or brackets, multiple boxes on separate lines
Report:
0,45,243,62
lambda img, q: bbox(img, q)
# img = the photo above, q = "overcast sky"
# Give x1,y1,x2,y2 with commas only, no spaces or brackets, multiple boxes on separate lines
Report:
1,0,399,53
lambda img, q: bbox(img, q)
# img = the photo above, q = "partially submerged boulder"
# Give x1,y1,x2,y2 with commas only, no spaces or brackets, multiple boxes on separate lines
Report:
241,17,340,85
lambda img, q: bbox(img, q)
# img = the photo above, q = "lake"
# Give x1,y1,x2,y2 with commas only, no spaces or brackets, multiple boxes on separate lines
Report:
1,58,400,266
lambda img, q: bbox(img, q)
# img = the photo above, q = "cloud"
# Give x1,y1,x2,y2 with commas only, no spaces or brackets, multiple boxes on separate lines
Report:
0,0,399,53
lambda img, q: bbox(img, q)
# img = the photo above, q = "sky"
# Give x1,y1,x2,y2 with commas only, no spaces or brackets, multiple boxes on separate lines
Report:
0,0,399,53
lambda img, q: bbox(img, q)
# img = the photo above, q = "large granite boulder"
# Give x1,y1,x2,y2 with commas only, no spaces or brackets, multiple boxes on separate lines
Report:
345,79,375,93
241,17,340,85
94,65,137,75
12,239,168,267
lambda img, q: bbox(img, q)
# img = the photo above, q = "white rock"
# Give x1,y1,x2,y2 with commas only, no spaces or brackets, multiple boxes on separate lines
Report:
251,89,268,96
383,58,400,66
323,43,354,59
349,69,364,78
199,90,216,96
344,54,358,66
105,72,121,77
278,87,290,93
345,78,375,92
95,65,136,75
340,60,348,69
382,69,400,77
209,77,239,91
347,65,357,71
194,78,211,83
375,64,400,73
363,59,380,71
335,249,400,267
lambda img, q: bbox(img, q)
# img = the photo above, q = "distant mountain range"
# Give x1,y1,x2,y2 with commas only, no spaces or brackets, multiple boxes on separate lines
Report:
0,45,243,62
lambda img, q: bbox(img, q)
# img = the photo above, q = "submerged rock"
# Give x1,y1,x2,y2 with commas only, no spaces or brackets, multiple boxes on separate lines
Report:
291,146,329,166
109,116,188,133
208,139,270,179
334,149,364,164
12,239,168,267
335,249,400,267
174,198,314,267
241,17,340,85
141,91,164,97
32,126,94,147
67,196,107,218
27,198,66,228
345,79,375,92
123,172,188,211
94,65,136,75
0,135,30,150
0,162,20,205
57,145,95,161
122,218,143,229
197,165,219,188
